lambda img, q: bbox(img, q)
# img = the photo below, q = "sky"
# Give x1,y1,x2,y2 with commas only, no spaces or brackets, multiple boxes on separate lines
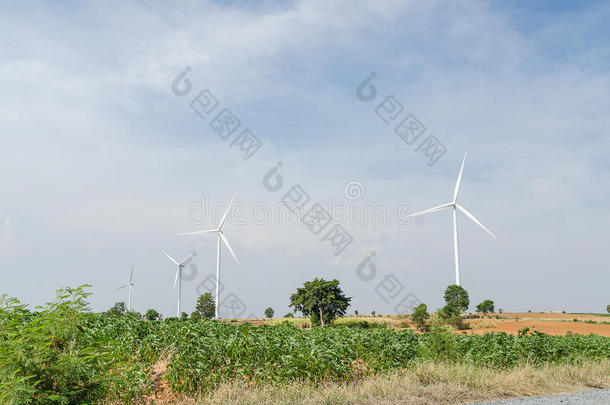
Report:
1,0,609,317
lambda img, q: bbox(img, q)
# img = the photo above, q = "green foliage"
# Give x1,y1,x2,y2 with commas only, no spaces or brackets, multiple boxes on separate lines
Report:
264,307,274,318
0,286,116,404
444,285,469,313
371,311,376,317
1,286,610,402
283,312,294,318
190,311,202,321
354,310,359,316
105,301,126,316
607,304,610,314
145,308,161,321
180,312,189,320
289,278,351,326
195,293,215,319
476,300,495,314
411,303,430,332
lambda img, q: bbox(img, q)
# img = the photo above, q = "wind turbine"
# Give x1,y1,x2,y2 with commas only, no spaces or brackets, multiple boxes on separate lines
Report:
163,251,194,317
178,194,239,319
407,153,496,286
115,263,135,312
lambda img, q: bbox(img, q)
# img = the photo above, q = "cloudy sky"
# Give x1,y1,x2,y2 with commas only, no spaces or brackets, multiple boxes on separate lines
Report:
1,0,609,317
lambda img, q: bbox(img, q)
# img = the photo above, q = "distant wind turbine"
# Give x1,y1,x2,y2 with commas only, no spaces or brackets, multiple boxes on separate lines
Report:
163,251,194,317
115,263,135,312
178,194,239,319
407,153,496,286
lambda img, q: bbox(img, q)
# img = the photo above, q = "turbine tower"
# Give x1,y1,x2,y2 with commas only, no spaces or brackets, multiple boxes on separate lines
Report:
163,252,194,317
407,153,496,286
178,194,239,318
115,263,135,312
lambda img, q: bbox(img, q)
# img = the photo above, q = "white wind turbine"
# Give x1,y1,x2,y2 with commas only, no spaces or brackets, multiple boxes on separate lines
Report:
115,263,135,312
178,194,239,319
407,153,496,286
163,251,194,317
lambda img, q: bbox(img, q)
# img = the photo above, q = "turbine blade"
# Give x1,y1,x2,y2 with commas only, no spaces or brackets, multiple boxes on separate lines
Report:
115,284,128,292
179,254,194,266
453,153,467,202
130,263,134,283
219,232,239,264
173,268,180,291
218,193,236,229
456,204,496,239
163,251,179,265
177,229,217,236
406,202,453,218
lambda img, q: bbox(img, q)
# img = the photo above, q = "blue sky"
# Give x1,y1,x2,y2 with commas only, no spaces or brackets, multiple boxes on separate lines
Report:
1,0,609,317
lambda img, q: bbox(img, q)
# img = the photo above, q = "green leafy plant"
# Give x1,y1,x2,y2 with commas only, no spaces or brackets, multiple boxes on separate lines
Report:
264,307,274,318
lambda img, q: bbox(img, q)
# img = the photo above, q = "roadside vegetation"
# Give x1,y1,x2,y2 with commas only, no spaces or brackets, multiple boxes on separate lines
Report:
1,284,608,403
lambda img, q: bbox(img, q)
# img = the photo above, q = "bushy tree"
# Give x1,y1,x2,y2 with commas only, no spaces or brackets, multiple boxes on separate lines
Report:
145,309,161,321
289,278,351,326
0,285,114,403
411,303,430,332
607,304,610,314
283,312,294,318
104,302,126,317
371,311,376,317
264,307,274,318
476,300,495,314
195,292,216,319
180,312,188,320
190,311,201,321
444,285,469,314
354,310,359,316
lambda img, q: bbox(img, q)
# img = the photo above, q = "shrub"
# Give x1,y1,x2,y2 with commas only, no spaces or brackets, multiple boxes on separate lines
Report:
0,286,115,404
476,300,494,314
283,312,294,318
411,303,430,332
145,309,161,321
264,307,274,318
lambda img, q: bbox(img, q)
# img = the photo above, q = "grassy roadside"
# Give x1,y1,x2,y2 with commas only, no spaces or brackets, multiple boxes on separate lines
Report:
195,360,610,405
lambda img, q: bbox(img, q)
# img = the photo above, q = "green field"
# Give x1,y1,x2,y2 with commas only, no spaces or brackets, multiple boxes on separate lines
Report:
1,286,609,404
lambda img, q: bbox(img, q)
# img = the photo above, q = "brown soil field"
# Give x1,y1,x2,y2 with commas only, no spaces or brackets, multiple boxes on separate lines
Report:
465,312,610,336
229,313,610,336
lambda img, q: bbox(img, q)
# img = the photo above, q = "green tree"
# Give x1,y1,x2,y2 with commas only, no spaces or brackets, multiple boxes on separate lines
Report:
411,303,430,332
371,311,376,317
444,285,469,314
195,292,216,319
180,312,188,320
289,278,351,326
264,307,274,318
104,301,126,316
476,300,495,314
283,312,294,318
354,310,359,316
190,311,201,321
607,304,610,314
145,308,161,321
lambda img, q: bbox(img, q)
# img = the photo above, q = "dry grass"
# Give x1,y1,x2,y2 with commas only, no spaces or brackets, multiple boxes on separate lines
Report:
192,360,610,405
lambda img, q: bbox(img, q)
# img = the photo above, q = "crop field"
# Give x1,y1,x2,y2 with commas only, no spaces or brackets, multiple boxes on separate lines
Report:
1,287,609,404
